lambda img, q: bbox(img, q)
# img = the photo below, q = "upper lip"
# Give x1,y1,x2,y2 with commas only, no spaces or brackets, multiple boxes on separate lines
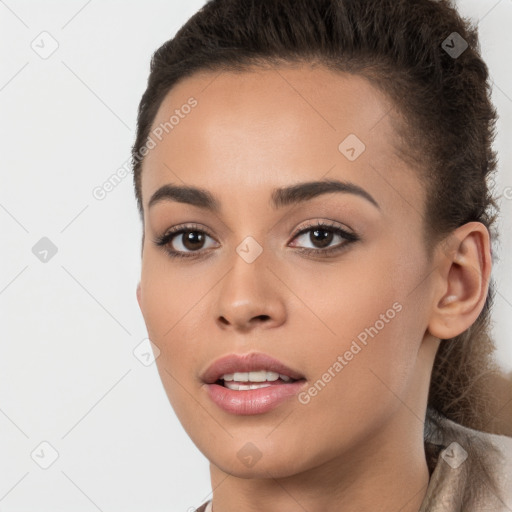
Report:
201,351,306,384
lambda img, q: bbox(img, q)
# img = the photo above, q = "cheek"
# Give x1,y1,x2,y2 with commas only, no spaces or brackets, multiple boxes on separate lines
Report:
139,252,207,335
138,258,202,376
291,289,423,456
139,268,204,418
298,243,427,399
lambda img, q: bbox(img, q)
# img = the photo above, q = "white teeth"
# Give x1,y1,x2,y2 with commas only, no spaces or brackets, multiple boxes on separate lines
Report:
224,382,272,390
219,370,294,383
248,370,280,382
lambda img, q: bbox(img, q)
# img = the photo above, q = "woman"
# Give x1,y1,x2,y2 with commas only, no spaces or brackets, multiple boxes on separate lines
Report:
132,0,512,510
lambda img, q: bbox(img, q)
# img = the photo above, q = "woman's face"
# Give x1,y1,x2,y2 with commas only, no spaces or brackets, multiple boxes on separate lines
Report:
136,64,441,477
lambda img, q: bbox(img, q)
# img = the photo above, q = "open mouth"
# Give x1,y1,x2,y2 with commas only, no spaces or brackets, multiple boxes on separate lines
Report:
215,374,304,390
204,366,307,414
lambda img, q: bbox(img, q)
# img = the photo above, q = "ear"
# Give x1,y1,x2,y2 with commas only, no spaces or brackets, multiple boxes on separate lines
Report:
136,281,142,309
427,222,492,340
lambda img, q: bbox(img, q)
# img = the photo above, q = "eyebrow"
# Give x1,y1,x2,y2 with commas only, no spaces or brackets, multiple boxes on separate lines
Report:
147,179,380,212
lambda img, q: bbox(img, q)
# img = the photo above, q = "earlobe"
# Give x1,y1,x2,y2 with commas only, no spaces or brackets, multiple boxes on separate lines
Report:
427,222,491,340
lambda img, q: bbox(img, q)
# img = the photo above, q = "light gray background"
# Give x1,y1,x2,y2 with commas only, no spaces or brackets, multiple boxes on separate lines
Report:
0,1,511,511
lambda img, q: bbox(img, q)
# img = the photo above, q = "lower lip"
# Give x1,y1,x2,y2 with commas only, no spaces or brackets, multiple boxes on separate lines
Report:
204,380,307,415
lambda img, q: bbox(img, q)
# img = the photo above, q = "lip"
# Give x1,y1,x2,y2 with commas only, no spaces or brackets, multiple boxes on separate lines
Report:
201,352,307,416
204,380,307,415
201,351,305,384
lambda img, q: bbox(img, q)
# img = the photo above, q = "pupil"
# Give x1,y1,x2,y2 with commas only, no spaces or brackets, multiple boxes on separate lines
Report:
311,229,333,248
183,231,204,250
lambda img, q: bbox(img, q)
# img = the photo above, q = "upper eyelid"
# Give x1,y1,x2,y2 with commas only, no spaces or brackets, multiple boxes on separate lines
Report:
164,219,350,234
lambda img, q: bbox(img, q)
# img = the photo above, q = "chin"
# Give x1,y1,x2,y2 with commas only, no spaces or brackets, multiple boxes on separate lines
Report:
204,439,311,478
212,456,305,480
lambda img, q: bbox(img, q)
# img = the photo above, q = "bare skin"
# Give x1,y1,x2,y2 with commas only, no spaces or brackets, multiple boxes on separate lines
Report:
135,63,491,512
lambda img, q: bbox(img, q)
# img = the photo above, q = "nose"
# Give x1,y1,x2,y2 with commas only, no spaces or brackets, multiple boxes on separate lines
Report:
214,252,287,333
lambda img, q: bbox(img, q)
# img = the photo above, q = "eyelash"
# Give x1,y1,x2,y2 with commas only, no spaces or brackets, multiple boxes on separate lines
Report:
152,221,359,260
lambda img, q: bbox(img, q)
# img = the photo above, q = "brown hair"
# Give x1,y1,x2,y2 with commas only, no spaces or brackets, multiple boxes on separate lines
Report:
131,0,505,504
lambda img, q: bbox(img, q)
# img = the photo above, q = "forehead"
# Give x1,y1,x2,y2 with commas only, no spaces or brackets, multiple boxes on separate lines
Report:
141,64,425,220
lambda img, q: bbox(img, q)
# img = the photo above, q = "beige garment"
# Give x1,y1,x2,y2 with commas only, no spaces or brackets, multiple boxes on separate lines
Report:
419,407,512,511
194,408,512,512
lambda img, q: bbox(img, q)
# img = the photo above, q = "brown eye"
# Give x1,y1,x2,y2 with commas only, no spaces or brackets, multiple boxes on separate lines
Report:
178,230,207,251
166,229,217,254
153,224,219,259
307,228,334,249
154,221,358,260
290,222,358,254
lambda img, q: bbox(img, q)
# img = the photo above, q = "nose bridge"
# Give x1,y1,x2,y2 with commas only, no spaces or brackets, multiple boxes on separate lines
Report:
222,235,270,305
214,234,286,329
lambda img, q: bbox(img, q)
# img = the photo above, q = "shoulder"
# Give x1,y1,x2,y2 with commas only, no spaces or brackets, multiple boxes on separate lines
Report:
422,407,512,511
460,424,512,509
